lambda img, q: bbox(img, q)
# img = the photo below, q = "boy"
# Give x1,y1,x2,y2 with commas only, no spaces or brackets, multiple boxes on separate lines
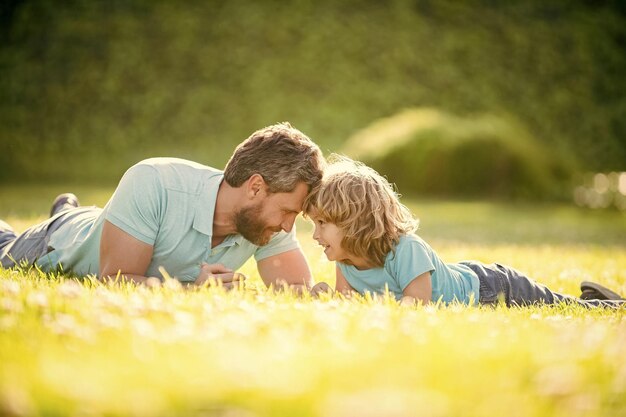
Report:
305,157,624,308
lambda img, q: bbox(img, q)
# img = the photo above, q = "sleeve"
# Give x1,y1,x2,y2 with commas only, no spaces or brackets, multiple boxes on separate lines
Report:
104,163,164,245
253,224,301,261
392,238,435,291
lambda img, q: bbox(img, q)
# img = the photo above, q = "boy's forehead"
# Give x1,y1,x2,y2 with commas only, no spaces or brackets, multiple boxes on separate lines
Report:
305,207,322,219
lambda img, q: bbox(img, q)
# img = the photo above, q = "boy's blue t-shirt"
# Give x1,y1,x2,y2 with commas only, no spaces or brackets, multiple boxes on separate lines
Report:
337,234,480,305
36,158,300,281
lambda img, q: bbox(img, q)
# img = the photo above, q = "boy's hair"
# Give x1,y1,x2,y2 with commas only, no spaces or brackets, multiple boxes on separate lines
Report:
224,122,325,193
304,155,419,267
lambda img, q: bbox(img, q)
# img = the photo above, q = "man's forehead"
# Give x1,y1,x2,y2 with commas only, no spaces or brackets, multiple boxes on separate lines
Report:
284,193,307,211
276,182,309,209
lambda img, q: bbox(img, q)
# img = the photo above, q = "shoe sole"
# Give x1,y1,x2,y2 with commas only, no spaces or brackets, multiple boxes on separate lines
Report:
50,193,80,217
580,281,624,301
580,289,605,300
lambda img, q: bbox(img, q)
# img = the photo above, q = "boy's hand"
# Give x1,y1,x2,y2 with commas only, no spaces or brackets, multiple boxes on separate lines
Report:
311,282,334,297
195,263,246,289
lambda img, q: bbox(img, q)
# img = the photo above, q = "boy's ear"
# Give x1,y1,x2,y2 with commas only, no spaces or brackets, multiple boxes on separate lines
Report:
246,174,267,199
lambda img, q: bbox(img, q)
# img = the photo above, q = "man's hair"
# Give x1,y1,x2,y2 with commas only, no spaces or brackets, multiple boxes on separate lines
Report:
303,155,419,267
224,122,325,193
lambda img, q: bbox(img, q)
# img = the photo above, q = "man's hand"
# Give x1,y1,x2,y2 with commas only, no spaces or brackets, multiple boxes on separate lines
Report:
195,263,246,289
310,282,334,297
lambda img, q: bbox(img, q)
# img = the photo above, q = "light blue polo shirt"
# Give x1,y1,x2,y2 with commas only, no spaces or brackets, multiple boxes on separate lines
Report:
36,158,300,282
338,234,480,305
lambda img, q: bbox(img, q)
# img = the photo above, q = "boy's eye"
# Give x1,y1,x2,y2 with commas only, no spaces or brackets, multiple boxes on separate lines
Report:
316,219,325,225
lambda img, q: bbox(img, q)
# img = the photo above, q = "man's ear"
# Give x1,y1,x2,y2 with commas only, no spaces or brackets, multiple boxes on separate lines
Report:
246,174,267,199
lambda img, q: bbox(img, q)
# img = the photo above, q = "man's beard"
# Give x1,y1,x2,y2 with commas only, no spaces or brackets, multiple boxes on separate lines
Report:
234,203,278,246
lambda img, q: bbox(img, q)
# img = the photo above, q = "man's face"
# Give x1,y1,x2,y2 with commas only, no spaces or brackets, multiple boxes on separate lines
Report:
235,182,309,246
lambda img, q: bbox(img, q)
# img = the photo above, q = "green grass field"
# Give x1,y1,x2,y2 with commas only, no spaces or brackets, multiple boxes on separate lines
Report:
1,186,625,417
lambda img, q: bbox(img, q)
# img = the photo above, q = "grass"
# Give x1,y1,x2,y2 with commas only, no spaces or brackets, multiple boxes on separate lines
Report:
1,185,625,417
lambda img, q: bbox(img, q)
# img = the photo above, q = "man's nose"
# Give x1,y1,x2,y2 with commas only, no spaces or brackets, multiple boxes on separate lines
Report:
281,215,297,233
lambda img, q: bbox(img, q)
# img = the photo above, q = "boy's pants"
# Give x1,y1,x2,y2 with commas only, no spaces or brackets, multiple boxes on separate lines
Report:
0,210,78,269
461,261,624,308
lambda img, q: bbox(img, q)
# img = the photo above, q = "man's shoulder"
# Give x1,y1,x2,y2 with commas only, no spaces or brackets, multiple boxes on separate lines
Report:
127,158,223,190
134,157,220,174
119,158,224,195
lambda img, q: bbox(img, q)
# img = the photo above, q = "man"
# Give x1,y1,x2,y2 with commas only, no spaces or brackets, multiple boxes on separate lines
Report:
0,123,325,289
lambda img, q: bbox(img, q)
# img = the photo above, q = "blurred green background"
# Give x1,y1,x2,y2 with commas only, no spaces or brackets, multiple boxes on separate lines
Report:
1,0,625,201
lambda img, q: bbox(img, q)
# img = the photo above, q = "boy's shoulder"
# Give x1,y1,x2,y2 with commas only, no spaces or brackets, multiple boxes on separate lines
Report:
396,233,427,248
385,233,435,278
389,233,429,259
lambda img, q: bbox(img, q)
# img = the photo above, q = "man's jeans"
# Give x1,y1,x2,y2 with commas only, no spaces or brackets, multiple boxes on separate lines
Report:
0,210,77,269
460,261,624,308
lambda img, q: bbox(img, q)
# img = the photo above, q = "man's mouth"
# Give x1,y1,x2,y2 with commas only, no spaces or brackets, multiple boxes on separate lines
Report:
262,228,282,239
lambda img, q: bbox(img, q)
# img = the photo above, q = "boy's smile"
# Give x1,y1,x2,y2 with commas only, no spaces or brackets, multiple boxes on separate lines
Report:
310,215,379,270
311,217,351,263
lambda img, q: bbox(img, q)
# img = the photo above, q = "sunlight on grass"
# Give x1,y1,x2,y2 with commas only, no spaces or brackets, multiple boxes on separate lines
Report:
1,270,624,417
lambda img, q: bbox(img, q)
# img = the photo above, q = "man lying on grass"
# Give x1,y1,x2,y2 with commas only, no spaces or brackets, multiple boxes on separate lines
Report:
0,123,325,290
306,156,625,308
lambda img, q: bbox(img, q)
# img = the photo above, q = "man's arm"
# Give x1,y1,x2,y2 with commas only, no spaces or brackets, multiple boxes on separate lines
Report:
100,221,242,287
99,220,154,284
257,248,313,289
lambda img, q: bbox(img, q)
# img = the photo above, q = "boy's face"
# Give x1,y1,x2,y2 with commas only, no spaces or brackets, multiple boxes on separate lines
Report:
310,216,353,263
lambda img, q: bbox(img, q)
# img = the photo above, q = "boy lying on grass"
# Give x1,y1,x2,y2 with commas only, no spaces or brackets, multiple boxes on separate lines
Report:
306,156,625,308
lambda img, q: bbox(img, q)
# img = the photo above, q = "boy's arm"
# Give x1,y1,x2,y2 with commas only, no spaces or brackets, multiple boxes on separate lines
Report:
400,271,432,305
335,265,357,295
311,266,356,297
310,265,356,297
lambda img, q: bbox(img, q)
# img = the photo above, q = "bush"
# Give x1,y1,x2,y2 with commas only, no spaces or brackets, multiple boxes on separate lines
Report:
342,108,577,199
1,0,624,183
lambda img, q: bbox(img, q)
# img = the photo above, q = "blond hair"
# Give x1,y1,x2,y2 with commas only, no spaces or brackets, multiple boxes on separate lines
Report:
224,122,325,193
304,155,419,267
